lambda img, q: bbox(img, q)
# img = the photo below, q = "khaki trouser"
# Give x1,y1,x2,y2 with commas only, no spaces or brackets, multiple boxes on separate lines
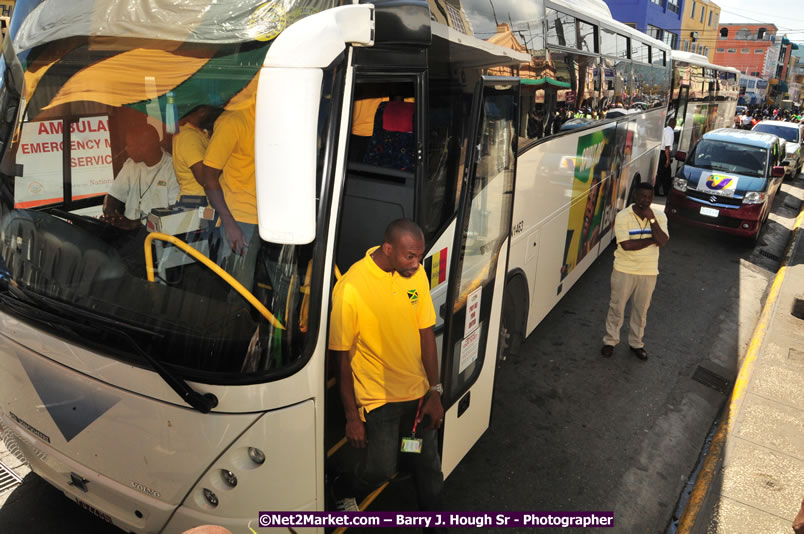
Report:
603,269,657,349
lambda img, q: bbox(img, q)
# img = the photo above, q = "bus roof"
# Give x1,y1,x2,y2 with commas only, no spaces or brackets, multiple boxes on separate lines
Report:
671,51,740,74
548,0,670,52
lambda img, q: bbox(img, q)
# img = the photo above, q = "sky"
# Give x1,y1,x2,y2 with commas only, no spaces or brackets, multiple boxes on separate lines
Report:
716,0,804,41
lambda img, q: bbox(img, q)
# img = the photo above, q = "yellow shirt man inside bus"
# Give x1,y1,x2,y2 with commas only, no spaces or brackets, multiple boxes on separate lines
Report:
328,219,444,512
172,106,219,201
200,103,259,287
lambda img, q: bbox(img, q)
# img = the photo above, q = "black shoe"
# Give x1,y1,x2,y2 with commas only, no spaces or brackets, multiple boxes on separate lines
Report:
630,346,648,360
601,345,614,357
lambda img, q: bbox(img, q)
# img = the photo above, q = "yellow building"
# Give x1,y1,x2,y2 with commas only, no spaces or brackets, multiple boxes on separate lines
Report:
680,0,721,62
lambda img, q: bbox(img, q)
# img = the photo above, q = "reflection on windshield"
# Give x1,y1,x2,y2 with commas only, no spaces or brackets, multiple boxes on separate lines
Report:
0,38,333,380
690,140,767,178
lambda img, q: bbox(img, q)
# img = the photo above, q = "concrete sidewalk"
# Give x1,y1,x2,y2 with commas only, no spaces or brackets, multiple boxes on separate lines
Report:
680,205,804,533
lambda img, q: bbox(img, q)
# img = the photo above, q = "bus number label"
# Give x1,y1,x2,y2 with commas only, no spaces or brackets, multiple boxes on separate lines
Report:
513,220,524,235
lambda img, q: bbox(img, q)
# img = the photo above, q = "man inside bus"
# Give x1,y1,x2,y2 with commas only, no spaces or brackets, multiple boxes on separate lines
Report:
172,105,220,205
601,183,669,361
102,123,179,230
329,219,445,524
199,102,261,288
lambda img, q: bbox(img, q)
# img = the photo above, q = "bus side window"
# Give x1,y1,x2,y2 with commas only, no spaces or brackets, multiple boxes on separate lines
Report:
422,84,471,241
534,50,604,137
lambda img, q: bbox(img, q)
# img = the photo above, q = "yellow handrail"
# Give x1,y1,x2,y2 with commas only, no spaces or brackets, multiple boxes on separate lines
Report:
143,232,285,330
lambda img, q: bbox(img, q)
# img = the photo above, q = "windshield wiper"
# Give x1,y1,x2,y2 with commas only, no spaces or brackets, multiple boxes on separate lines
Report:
0,283,218,413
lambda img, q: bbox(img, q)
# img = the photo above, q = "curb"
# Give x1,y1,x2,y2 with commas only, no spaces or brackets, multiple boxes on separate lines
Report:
676,206,804,534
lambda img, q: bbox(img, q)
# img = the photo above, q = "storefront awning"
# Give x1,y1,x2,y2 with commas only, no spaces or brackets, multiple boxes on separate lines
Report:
521,77,571,88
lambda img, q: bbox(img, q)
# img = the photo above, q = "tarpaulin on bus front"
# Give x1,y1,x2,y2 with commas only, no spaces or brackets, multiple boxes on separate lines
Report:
12,0,335,53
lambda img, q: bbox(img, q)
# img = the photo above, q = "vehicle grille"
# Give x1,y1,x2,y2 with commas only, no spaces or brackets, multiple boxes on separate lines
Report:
0,460,22,495
678,208,742,228
686,189,743,207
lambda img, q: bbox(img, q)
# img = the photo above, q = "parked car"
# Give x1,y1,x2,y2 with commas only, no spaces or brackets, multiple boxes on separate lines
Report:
751,120,803,177
665,129,786,242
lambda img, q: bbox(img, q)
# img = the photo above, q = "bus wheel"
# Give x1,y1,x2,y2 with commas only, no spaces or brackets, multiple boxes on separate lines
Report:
627,176,641,206
500,276,527,360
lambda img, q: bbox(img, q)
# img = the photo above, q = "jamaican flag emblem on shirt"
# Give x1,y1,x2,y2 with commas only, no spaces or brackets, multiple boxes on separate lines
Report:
407,289,419,303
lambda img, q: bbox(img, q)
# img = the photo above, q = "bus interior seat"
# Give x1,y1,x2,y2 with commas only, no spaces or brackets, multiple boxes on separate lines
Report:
362,101,415,171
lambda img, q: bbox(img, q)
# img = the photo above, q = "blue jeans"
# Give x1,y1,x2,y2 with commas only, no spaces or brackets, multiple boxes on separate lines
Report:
356,399,444,510
214,222,261,292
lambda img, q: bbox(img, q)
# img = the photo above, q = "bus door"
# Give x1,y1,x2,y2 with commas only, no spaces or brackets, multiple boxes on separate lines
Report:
439,78,518,477
673,85,689,175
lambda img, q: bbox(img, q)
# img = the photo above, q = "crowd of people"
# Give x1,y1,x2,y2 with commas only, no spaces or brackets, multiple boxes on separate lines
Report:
734,104,803,129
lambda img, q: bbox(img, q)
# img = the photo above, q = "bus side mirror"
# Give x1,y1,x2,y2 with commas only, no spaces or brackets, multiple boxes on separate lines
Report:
675,151,686,162
254,67,321,245
253,4,375,245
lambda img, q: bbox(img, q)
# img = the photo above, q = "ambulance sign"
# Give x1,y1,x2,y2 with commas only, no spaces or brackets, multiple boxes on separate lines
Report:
15,116,113,208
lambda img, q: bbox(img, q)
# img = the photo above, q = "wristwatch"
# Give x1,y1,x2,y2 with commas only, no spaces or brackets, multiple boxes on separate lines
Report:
430,383,444,395
649,218,656,224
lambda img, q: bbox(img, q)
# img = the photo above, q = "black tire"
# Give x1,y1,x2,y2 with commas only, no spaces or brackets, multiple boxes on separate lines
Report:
500,277,527,359
627,177,640,207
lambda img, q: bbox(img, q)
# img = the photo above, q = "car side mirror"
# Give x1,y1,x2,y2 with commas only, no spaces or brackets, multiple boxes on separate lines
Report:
771,165,785,178
675,151,686,162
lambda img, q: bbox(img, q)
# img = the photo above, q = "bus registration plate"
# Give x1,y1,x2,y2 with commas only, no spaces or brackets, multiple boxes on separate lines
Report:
74,497,113,524
700,207,719,218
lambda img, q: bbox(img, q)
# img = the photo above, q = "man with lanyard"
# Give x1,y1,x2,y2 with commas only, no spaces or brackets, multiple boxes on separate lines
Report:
601,183,669,360
654,118,675,196
329,218,444,520
102,124,178,229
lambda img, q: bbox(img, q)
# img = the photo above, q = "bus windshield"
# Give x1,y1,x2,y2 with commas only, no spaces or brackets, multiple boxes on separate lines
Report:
0,37,334,381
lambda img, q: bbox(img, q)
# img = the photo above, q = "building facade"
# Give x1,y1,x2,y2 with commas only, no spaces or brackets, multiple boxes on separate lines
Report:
603,0,683,50
679,0,720,61
713,23,777,78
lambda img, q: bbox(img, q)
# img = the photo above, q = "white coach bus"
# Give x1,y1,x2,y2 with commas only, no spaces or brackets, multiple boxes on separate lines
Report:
666,50,740,175
470,0,673,352
0,0,531,531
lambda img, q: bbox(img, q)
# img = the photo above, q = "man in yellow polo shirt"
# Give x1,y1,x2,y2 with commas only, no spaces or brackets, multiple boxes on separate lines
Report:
200,103,259,286
329,218,444,515
172,105,219,202
601,183,669,360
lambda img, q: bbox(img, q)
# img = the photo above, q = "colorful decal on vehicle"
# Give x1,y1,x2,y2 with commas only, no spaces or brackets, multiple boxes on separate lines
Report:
698,172,738,197
561,123,628,280
424,247,448,289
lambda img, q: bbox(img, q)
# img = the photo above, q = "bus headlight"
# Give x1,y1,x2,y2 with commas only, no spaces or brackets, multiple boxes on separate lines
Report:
248,447,266,465
672,177,688,192
742,191,766,204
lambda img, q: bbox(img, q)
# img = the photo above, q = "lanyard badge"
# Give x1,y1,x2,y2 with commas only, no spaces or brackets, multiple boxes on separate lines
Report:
400,398,424,454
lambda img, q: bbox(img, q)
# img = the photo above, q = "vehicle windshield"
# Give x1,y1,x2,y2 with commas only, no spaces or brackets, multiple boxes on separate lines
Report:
688,139,768,178
752,123,800,143
0,37,336,381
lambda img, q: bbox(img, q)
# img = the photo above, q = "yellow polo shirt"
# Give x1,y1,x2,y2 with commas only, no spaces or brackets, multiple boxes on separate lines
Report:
613,205,669,275
329,246,436,419
172,123,208,197
203,106,257,224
